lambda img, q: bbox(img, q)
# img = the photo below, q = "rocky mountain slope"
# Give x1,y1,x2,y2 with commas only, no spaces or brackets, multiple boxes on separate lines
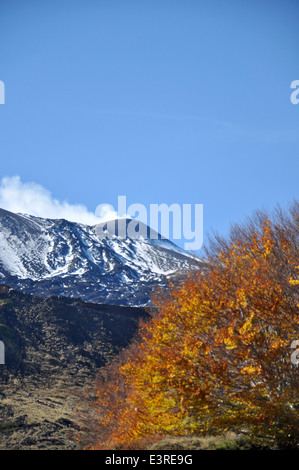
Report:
0,208,201,305
0,289,149,449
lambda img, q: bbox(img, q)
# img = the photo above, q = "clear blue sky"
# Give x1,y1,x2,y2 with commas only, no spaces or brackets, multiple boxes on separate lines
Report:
0,0,298,252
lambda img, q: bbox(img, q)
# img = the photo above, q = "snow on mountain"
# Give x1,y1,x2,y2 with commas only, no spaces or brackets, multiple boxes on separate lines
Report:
0,208,202,305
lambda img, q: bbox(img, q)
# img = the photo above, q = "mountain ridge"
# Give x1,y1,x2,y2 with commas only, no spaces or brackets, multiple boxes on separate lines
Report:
0,208,202,305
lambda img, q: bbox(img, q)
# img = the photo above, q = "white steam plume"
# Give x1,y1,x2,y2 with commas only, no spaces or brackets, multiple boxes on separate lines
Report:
0,176,117,225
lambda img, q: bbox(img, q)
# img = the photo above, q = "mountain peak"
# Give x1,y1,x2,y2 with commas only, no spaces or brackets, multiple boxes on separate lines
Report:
0,209,201,305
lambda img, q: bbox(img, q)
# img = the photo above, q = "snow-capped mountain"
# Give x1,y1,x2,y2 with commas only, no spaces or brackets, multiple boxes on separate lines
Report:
0,208,202,305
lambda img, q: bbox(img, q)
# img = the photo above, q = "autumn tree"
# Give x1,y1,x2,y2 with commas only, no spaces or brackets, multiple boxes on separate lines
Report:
81,202,299,449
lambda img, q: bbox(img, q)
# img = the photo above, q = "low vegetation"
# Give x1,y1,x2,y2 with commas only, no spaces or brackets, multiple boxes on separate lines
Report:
0,292,148,449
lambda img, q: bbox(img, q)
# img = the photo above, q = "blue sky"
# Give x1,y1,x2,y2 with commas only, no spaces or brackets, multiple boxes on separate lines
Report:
0,0,298,252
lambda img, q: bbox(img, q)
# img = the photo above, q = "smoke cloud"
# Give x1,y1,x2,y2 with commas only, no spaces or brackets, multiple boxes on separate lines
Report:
0,176,117,225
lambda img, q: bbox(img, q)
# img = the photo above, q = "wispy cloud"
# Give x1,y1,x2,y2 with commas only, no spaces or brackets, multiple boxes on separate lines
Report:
0,176,117,225
95,108,299,143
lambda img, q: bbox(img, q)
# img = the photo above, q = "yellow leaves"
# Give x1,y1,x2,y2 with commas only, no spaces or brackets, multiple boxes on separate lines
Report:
261,219,274,257
223,336,238,350
217,324,238,350
240,365,261,376
288,264,299,285
236,289,248,308
262,236,273,257
238,312,255,335
270,338,286,350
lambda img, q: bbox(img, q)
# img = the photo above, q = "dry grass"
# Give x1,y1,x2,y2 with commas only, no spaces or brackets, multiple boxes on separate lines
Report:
146,432,252,450
0,375,92,450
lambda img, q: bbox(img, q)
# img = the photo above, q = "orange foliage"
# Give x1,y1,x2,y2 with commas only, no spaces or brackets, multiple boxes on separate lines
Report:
82,202,299,449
